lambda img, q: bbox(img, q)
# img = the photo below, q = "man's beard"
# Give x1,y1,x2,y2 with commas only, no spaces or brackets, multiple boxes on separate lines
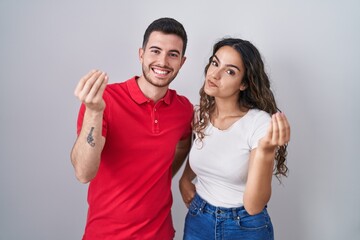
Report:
142,65,179,88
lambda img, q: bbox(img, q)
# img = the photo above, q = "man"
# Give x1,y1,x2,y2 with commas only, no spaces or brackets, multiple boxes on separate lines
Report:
71,17,193,239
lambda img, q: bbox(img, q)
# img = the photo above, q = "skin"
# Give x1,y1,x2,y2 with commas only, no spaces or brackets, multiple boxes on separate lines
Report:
179,46,290,214
71,31,189,183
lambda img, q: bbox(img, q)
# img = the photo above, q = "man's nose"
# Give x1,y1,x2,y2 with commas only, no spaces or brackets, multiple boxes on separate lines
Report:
157,53,169,67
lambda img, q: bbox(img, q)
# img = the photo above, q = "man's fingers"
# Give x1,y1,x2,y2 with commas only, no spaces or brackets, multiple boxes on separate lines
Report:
86,72,107,102
75,70,105,103
79,71,103,101
74,69,97,96
92,74,108,103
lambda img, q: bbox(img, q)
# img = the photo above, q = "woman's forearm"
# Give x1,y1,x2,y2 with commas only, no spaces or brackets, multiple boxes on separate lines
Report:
243,148,275,215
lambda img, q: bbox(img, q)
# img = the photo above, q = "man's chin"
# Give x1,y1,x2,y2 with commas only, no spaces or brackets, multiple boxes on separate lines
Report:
146,76,174,88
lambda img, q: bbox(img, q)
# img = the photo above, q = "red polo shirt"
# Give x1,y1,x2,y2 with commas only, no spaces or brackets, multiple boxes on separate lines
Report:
76,76,193,240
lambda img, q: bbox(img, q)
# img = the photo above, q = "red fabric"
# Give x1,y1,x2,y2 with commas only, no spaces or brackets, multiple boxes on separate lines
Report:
76,77,193,240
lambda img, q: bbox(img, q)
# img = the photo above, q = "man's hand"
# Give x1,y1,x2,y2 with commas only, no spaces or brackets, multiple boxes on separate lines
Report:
74,70,108,112
71,70,108,183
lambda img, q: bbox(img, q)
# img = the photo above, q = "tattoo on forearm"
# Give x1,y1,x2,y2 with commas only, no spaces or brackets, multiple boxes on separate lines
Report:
87,127,95,147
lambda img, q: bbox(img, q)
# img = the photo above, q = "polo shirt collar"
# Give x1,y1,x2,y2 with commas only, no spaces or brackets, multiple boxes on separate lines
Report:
127,76,172,105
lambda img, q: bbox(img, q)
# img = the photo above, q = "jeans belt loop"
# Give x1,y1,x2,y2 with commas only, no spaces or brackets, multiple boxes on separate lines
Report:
199,198,207,213
232,208,240,220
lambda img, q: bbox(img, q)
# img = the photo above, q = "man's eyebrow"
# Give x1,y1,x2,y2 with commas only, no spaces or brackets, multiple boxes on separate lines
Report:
149,46,162,50
214,54,241,71
149,46,181,55
169,49,181,55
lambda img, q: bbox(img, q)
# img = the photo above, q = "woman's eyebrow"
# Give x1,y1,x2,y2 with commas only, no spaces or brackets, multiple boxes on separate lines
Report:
214,54,241,71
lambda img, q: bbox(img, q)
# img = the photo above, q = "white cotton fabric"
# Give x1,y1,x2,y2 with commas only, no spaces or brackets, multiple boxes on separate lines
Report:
189,109,271,208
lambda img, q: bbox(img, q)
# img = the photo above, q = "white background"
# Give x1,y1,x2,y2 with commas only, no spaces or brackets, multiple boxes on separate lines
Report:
1,0,359,239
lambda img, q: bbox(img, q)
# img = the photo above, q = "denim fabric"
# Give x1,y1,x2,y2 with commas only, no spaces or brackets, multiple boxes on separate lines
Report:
183,193,274,240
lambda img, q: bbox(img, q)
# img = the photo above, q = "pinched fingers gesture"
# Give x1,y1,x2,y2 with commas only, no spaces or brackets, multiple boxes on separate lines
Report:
259,112,291,152
74,70,108,112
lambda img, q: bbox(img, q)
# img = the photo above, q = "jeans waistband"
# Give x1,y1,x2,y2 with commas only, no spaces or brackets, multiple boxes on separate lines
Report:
191,193,252,219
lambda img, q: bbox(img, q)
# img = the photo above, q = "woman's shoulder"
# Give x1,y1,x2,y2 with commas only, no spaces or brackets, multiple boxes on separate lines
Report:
246,109,271,120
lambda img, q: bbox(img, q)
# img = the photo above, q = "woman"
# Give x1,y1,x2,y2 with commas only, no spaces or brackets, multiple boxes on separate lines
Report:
179,38,290,240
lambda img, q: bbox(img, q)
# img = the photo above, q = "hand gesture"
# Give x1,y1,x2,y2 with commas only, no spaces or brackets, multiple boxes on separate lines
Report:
74,70,108,112
259,112,290,152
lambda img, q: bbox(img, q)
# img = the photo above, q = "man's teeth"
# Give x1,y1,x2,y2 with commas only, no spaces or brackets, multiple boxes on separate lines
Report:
153,69,169,75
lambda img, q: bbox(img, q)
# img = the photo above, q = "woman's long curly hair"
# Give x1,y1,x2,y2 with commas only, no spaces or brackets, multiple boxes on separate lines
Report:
194,38,288,179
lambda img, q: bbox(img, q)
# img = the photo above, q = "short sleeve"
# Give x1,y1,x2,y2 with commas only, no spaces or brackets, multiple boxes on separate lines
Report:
249,111,271,149
180,101,194,140
75,90,109,137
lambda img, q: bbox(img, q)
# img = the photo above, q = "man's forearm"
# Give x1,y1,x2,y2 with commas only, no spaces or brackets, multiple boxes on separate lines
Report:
71,109,105,183
172,136,192,177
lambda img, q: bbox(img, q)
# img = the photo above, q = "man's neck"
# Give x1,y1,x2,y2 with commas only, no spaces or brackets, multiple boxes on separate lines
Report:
136,76,168,102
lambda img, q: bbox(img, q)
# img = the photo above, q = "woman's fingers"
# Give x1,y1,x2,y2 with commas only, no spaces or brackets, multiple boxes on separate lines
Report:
180,180,195,208
274,112,290,146
271,113,280,144
282,113,291,144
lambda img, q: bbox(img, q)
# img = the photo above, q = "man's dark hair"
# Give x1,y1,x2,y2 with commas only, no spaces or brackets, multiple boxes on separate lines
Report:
142,17,188,55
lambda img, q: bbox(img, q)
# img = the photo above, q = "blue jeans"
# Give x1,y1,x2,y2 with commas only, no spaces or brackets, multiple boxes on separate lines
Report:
183,193,274,240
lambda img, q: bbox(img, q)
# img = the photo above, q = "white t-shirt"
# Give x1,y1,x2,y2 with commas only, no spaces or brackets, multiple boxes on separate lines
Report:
189,109,271,208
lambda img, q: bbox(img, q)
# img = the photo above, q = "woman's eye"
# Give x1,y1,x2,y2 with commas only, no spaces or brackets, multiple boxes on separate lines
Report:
211,60,218,66
227,70,235,75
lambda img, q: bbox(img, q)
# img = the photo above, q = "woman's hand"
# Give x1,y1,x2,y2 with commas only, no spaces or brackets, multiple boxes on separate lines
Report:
259,112,290,152
179,176,196,208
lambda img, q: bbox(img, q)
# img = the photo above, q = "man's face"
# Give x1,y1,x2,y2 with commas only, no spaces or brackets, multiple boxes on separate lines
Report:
139,31,186,88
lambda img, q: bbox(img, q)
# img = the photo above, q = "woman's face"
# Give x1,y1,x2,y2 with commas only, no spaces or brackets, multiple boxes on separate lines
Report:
204,46,246,99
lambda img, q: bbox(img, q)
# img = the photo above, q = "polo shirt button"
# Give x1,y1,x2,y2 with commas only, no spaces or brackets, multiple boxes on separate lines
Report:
154,120,158,124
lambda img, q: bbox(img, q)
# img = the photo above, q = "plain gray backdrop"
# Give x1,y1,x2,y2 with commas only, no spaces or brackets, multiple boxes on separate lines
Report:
1,0,359,239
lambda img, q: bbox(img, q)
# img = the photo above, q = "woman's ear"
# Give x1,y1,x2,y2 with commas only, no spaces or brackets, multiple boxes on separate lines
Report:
240,82,247,91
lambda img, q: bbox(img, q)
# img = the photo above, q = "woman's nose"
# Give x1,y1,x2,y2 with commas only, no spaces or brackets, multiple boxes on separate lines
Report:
210,68,221,80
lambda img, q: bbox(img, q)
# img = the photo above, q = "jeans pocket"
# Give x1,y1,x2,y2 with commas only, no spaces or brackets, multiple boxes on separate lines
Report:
238,211,270,231
187,199,201,217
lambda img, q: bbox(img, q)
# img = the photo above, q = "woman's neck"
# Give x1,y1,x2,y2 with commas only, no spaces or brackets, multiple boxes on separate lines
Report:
210,99,248,130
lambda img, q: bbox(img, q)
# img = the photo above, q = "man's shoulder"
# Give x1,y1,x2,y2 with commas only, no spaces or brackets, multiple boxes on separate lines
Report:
106,77,134,89
104,77,136,94
169,89,192,107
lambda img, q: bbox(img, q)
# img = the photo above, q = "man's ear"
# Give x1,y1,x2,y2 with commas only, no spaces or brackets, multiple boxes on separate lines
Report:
139,48,144,63
180,56,187,67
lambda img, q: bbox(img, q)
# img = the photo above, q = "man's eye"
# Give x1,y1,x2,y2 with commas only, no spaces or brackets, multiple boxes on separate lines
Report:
169,53,179,58
151,50,160,54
